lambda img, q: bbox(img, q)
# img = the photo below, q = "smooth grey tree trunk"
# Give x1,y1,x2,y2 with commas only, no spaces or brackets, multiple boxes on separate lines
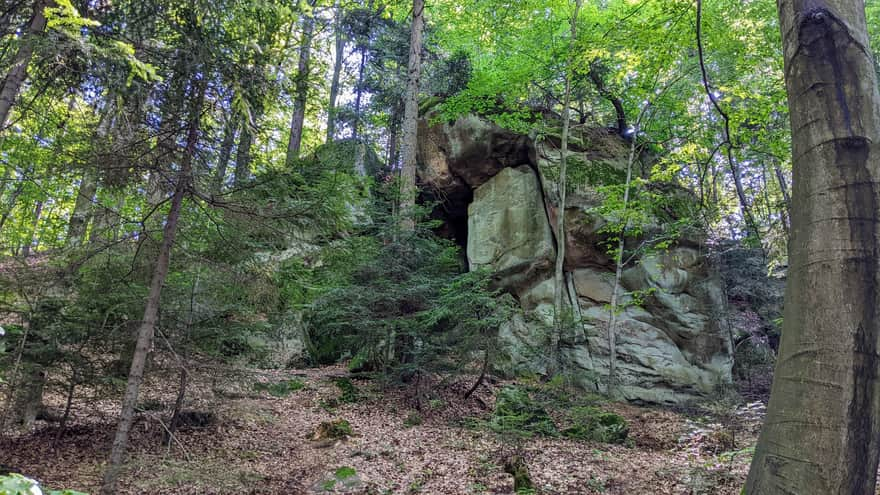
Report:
0,0,50,129
745,1,880,493
398,0,424,231
551,0,581,371
66,169,97,246
326,1,345,142
233,122,253,188
286,4,315,165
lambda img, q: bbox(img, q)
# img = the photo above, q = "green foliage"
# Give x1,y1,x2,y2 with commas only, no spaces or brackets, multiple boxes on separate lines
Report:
320,466,358,491
560,407,629,444
252,379,305,397
0,474,87,495
314,419,353,440
488,386,558,438
333,378,360,403
403,411,423,427
334,466,357,479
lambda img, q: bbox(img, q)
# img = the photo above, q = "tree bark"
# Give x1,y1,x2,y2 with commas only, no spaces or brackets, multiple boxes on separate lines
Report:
233,121,253,188
397,0,424,231
352,46,367,140
551,0,582,371
66,169,98,247
100,76,206,495
774,164,792,234
286,3,316,165
745,1,880,493
326,1,345,142
0,0,50,129
212,115,238,194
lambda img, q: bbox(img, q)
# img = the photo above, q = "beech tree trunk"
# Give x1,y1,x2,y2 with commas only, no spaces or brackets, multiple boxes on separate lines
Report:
233,121,253,188
745,1,880,493
0,0,50,129
352,47,367,140
100,77,206,495
66,169,97,246
398,0,424,231
326,1,345,142
286,4,315,165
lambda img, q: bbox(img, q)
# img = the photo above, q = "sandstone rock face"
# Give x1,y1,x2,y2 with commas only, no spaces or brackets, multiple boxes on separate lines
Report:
467,166,555,288
417,114,532,197
418,114,734,405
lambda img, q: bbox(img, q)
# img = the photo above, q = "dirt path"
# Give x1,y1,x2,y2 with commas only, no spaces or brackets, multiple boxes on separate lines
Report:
0,365,761,494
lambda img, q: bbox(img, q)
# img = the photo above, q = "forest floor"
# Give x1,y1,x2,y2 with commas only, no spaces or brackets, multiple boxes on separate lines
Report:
0,362,766,495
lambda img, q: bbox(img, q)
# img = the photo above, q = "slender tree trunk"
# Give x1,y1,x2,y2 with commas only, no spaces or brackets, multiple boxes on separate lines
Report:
213,116,238,194
387,107,400,168
326,1,345,142
53,366,77,447
66,170,98,246
551,0,582,371
0,0,50,129
20,200,41,257
745,2,880,493
352,47,367,140
774,165,791,234
100,77,206,495
286,4,316,165
696,0,761,242
233,121,253,188
398,0,424,231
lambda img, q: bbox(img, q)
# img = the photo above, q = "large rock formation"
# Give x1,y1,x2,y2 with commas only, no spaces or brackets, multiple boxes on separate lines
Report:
418,114,733,405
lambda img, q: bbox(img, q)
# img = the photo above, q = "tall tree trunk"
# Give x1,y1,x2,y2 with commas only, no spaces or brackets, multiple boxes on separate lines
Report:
397,0,424,231
66,169,97,246
286,5,315,166
551,0,582,371
774,164,791,234
213,115,238,194
233,121,253,188
0,0,50,129
100,76,206,495
326,1,345,142
20,199,41,257
352,47,367,140
745,1,880,493
387,102,401,168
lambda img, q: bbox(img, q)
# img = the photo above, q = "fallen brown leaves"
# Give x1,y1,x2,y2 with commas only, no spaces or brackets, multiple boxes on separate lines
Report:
0,363,762,494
